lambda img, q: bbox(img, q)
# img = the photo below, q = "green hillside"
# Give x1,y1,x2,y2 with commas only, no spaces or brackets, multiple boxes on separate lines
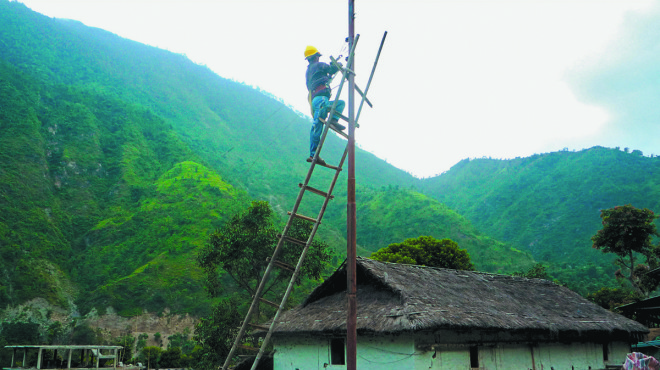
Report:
419,147,660,293
4,0,659,321
0,57,250,313
347,186,534,273
0,0,532,319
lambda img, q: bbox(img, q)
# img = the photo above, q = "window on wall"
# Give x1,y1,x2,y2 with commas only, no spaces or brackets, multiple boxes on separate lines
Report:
603,343,609,362
470,346,479,369
330,338,345,365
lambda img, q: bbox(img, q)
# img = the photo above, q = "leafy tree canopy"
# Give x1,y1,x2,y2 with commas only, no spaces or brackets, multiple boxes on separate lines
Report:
587,286,642,311
139,346,162,370
197,200,332,299
370,236,474,270
192,297,241,370
512,263,551,280
195,200,333,368
159,347,182,368
591,204,660,296
592,204,658,256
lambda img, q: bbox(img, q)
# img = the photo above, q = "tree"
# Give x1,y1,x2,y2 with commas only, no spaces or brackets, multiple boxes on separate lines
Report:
113,335,136,364
512,263,551,280
591,204,660,296
139,346,162,370
196,201,332,367
587,287,641,311
153,332,162,348
159,347,182,368
167,331,195,354
370,236,474,270
136,333,148,352
198,201,332,305
70,324,102,345
192,298,241,370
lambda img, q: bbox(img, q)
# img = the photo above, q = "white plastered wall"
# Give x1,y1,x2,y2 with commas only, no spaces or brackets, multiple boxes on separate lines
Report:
274,334,416,370
275,333,631,370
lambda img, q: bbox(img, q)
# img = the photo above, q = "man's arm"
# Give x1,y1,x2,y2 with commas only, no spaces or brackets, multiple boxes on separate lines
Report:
320,61,340,76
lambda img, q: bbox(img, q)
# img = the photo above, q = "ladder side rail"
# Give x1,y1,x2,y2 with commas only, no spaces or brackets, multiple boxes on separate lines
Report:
329,56,371,110
250,152,346,370
249,240,313,370
248,41,361,370
309,38,356,164
321,35,359,127
223,87,349,369
240,35,362,370
221,161,323,370
249,138,352,370
356,31,387,123
328,34,359,87
220,234,288,370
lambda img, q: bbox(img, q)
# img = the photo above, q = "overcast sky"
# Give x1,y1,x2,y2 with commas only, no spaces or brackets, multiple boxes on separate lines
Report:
14,0,660,178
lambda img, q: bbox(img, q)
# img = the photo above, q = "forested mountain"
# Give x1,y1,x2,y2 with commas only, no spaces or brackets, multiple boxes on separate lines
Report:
1,0,658,325
0,0,534,319
420,147,660,293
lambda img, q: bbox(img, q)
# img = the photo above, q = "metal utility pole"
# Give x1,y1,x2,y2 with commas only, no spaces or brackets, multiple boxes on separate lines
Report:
346,1,357,370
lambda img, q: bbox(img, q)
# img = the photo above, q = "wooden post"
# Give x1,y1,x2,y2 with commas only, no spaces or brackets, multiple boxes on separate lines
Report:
346,1,357,370
95,348,100,369
67,349,72,369
36,348,42,369
11,348,15,368
22,348,26,368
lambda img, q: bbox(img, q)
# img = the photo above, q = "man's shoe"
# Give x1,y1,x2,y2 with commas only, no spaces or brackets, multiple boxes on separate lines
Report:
327,118,346,131
307,156,326,166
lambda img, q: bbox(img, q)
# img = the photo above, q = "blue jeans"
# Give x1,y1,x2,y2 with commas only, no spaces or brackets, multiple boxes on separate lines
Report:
310,96,345,157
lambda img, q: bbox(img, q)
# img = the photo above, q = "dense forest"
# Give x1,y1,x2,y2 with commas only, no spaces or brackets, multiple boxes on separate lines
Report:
420,148,660,292
1,0,659,348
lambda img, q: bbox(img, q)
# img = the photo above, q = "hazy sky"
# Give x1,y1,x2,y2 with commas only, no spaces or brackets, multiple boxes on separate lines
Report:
14,0,660,178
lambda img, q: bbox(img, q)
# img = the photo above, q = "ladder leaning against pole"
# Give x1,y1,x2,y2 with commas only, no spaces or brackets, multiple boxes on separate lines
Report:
221,31,387,370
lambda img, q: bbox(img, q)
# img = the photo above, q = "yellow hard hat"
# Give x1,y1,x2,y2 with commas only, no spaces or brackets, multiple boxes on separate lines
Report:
304,45,320,59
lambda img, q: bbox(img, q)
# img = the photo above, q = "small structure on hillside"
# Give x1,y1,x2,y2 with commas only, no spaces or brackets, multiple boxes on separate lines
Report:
270,257,648,370
3,345,122,370
618,295,660,328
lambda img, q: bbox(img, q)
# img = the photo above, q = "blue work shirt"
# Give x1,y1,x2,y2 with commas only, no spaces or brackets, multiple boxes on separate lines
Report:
306,60,339,98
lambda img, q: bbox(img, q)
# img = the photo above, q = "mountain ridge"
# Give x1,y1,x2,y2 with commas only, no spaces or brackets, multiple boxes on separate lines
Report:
2,0,658,324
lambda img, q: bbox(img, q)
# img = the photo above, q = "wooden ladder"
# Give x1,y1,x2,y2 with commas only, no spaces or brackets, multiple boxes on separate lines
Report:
221,32,387,370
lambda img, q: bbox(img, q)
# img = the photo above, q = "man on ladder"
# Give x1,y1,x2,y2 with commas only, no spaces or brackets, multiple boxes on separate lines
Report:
304,45,346,166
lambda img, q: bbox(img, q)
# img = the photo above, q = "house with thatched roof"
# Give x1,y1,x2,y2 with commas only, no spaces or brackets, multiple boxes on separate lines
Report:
270,257,647,370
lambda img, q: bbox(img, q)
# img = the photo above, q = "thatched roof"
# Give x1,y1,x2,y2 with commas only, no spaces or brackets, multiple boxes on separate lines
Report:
272,257,647,341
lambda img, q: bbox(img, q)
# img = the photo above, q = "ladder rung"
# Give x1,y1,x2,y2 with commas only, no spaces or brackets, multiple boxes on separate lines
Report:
268,255,297,271
331,125,349,139
355,85,373,108
319,117,349,139
322,112,349,123
319,161,341,170
259,297,281,309
298,183,333,200
287,211,319,224
248,323,270,331
278,234,307,247
329,56,356,76
240,345,260,352
336,113,349,123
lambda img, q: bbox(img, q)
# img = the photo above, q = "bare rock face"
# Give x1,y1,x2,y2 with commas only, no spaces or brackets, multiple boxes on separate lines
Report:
84,307,198,347
2,300,198,348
